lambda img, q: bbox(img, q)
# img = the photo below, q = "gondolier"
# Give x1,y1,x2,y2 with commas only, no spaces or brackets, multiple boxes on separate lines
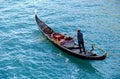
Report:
77,29,85,53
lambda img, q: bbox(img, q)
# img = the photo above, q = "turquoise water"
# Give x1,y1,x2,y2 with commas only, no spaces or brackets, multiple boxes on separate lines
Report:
0,0,120,79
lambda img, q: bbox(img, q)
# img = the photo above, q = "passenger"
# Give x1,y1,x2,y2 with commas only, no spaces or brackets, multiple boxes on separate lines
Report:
77,29,85,53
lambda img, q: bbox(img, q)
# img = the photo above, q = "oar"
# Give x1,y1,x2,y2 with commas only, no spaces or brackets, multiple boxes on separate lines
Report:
71,34,107,52
84,41,106,52
84,41,120,56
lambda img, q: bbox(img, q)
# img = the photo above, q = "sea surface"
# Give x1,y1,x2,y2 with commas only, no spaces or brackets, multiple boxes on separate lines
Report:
0,0,120,79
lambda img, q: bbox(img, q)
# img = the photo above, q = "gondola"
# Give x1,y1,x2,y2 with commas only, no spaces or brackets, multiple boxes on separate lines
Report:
35,14,107,60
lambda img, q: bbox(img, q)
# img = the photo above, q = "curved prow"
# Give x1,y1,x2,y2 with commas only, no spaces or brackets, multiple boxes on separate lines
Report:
34,11,49,30
35,9,37,16
34,9,38,21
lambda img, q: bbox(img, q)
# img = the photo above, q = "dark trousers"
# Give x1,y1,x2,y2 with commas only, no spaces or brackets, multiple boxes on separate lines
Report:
78,41,85,53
